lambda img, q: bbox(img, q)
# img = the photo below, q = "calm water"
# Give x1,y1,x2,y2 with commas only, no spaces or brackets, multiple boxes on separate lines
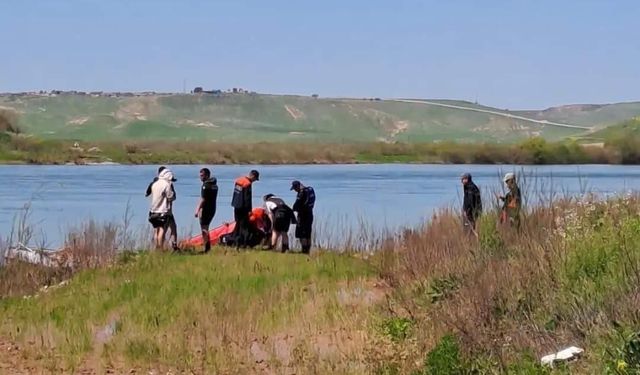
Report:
1,164,639,247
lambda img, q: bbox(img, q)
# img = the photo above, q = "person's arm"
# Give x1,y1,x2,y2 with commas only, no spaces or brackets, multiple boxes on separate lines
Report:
194,198,204,218
265,203,275,225
474,188,482,215
166,183,175,202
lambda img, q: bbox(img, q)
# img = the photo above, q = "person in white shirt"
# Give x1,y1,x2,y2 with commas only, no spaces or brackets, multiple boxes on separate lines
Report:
263,194,296,252
148,168,178,250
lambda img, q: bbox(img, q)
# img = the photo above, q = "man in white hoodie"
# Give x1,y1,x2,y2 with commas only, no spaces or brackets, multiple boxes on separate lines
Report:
148,168,178,250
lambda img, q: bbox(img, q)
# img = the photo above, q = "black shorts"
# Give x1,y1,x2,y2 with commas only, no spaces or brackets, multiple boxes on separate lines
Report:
295,214,313,239
273,217,291,233
149,212,174,229
200,210,215,228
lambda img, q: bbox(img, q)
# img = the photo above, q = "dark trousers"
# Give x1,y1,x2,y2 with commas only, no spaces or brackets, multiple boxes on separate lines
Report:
233,208,251,248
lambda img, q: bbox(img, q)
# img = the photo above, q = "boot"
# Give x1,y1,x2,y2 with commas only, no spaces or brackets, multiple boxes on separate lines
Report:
204,242,211,253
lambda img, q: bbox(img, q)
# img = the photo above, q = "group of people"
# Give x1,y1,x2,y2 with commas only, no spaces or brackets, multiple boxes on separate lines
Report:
461,172,522,236
145,167,316,254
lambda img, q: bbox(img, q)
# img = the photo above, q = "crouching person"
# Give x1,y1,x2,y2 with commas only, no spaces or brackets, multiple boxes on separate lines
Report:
263,194,296,253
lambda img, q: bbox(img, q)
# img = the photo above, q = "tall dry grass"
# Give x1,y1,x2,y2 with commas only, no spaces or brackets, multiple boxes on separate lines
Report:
374,194,640,372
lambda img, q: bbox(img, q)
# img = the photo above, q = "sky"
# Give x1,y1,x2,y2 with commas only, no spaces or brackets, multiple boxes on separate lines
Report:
0,0,638,109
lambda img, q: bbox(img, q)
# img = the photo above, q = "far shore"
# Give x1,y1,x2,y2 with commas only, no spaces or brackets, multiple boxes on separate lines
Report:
1,136,640,166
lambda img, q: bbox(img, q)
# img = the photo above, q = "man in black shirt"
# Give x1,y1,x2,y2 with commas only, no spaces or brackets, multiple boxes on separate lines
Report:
291,180,315,254
461,173,482,236
194,168,218,253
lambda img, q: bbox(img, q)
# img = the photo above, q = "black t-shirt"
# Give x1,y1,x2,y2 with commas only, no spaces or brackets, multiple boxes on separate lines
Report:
201,178,218,214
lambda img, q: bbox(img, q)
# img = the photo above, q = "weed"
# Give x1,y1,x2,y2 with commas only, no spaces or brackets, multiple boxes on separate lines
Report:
423,334,463,375
382,317,413,342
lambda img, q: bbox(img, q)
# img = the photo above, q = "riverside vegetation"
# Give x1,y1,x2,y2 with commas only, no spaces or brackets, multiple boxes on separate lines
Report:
5,132,640,165
1,193,640,373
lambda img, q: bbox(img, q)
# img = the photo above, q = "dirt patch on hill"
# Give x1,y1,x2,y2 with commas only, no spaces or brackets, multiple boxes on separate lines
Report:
114,97,159,123
68,116,90,125
284,105,305,120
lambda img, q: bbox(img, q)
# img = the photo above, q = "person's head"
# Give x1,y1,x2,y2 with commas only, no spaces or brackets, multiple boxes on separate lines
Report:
263,193,274,202
248,169,260,182
158,166,166,175
199,168,211,182
461,173,471,186
159,168,175,182
503,172,516,188
290,180,303,192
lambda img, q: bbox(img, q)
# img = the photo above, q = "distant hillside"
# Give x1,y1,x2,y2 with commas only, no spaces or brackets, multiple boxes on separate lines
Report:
581,117,640,141
2,94,639,143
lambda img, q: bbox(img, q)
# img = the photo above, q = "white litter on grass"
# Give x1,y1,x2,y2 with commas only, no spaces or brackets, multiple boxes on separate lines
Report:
541,346,584,367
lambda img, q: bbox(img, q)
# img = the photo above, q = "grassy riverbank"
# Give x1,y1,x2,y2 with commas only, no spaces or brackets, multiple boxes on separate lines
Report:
3,133,640,165
1,196,640,373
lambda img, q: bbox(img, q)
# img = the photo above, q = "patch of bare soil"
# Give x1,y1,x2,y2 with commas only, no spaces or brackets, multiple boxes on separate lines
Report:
114,97,159,123
68,116,90,125
284,105,305,120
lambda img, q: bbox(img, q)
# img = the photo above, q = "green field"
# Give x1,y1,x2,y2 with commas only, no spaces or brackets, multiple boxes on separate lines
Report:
3,93,640,143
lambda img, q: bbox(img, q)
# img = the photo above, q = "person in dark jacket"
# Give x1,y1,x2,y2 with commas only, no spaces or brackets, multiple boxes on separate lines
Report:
230,169,259,248
291,180,315,253
461,173,482,235
194,168,218,253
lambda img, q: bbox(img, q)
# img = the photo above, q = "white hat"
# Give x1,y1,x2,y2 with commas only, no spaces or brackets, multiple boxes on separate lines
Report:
503,172,515,182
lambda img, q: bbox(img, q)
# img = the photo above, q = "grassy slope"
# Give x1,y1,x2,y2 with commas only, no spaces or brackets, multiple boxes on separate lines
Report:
6,94,640,143
517,102,640,128
0,251,383,373
580,116,640,141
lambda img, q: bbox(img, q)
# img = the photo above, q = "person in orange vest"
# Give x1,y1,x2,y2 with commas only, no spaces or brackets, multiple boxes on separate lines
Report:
248,207,271,247
497,172,522,228
230,170,259,248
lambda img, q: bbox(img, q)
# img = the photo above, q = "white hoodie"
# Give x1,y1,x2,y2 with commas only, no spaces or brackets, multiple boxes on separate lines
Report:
149,169,176,214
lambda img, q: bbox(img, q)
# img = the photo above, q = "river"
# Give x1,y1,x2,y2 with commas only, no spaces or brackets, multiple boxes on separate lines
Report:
1,164,639,248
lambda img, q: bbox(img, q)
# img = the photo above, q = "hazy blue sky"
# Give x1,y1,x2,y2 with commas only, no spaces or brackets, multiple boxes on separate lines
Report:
1,0,638,108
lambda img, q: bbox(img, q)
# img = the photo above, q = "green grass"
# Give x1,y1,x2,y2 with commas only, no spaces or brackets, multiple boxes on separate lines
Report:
0,251,375,372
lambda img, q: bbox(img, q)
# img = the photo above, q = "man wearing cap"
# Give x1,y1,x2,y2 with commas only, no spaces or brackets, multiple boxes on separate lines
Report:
291,180,316,254
461,173,482,236
148,167,179,251
497,172,522,228
231,169,259,248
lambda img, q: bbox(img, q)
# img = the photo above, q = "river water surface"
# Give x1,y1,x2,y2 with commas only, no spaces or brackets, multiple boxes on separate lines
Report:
1,164,639,247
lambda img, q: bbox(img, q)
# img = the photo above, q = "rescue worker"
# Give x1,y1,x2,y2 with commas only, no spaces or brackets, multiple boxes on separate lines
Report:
194,168,218,253
248,207,271,248
231,169,259,248
461,173,482,236
263,194,296,252
291,180,315,254
497,172,522,228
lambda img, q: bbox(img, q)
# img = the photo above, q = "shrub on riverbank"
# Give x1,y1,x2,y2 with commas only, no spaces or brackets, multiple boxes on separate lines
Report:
0,134,632,165
375,195,640,373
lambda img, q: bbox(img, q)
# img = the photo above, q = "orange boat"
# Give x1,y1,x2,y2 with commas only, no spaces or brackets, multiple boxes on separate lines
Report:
181,222,236,248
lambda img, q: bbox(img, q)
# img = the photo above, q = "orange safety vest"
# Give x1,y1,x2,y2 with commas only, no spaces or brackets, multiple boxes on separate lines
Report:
249,207,266,231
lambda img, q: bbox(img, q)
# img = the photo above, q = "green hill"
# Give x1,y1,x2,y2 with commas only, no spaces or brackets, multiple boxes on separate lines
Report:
580,117,640,142
2,94,640,143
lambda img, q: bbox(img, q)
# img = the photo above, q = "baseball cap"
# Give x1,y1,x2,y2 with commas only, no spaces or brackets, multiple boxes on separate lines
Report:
290,180,301,190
